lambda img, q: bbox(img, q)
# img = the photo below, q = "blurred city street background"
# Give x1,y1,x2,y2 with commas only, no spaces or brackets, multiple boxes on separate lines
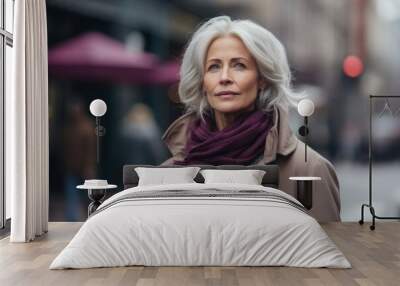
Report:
45,0,400,222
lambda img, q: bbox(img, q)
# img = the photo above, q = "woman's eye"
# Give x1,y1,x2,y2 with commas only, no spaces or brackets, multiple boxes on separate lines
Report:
207,64,220,71
234,63,246,69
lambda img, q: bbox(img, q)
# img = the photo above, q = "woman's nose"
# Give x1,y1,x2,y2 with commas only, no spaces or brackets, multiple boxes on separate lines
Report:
219,67,233,85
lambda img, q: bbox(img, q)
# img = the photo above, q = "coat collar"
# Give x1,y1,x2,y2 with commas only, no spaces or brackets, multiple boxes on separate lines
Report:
162,104,298,164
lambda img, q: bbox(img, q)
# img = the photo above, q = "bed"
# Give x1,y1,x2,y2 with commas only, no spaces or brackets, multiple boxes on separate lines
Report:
50,165,350,269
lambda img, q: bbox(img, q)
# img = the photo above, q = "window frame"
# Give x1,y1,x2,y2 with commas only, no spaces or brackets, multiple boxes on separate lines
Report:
0,0,14,230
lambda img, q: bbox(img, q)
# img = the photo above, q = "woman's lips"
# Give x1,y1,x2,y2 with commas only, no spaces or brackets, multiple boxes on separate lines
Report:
214,91,240,97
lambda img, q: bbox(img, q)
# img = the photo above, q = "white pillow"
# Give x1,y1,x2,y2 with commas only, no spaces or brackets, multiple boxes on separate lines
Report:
135,167,201,186
200,169,266,185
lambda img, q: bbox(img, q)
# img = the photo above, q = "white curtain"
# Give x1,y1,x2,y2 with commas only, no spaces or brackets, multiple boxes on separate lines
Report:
7,0,49,242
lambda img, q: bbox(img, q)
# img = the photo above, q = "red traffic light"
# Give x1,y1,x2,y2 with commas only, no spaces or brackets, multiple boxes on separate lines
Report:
343,55,364,78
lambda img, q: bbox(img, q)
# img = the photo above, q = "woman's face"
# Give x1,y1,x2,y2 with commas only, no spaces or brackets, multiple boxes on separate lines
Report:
203,35,262,115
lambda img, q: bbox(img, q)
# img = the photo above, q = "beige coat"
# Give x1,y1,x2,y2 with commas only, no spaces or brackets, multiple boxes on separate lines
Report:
161,105,341,222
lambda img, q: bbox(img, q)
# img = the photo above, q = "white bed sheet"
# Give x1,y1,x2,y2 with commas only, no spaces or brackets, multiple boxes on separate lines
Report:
50,183,350,269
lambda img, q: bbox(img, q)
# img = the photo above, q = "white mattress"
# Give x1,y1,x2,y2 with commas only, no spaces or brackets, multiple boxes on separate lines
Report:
50,183,351,269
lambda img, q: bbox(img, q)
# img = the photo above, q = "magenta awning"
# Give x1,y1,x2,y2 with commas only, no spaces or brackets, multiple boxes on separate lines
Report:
48,32,166,84
150,60,180,84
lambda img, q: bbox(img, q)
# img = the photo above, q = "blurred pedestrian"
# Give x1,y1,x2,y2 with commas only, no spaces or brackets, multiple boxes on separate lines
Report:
121,103,166,164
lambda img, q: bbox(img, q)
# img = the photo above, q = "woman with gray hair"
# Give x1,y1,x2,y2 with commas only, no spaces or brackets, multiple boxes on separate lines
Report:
162,16,341,222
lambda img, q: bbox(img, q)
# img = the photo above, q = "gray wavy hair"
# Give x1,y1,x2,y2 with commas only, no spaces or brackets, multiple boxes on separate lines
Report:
178,16,302,119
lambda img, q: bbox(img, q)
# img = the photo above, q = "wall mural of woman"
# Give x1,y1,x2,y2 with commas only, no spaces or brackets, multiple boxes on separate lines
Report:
161,16,340,222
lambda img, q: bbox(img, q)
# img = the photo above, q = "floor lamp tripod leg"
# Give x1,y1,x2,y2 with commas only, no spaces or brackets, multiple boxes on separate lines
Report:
370,206,376,231
359,204,366,225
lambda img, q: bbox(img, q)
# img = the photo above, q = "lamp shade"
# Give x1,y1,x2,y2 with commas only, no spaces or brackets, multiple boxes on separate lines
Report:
90,99,107,117
297,99,314,117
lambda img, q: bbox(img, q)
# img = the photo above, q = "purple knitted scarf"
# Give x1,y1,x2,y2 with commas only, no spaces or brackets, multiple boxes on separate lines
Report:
174,110,273,166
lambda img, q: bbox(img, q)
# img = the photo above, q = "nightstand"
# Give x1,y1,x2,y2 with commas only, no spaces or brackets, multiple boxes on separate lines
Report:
77,182,117,216
289,176,321,210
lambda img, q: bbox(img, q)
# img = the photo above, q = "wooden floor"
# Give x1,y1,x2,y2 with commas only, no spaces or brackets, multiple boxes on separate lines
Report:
0,222,399,286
